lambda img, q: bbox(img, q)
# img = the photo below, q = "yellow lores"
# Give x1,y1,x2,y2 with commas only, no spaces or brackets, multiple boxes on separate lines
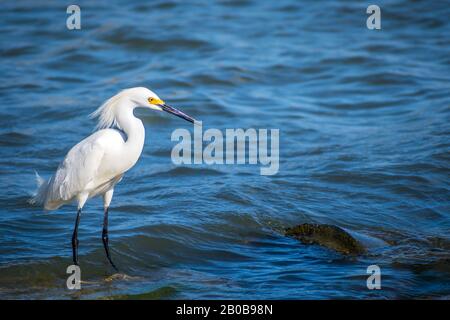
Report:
148,97,164,105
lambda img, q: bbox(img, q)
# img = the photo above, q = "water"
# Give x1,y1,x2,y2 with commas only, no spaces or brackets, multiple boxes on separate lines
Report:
0,0,449,299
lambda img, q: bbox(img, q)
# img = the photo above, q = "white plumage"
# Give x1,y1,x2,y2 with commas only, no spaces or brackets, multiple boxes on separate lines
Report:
34,129,125,210
30,87,196,269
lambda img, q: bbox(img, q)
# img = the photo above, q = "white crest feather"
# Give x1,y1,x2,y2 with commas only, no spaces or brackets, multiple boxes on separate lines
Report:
89,87,154,130
89,90,126,130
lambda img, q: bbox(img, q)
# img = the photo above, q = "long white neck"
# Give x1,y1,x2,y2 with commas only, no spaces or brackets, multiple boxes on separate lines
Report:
115,101,145,154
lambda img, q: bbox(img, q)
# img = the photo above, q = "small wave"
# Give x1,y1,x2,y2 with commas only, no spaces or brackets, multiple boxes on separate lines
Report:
100,29,212,53
101,286,177,299
1,45,37,58
0,132,33,147
149,166,225,177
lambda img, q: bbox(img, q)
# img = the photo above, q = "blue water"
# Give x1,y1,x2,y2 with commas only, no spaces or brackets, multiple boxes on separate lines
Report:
0,0,449,299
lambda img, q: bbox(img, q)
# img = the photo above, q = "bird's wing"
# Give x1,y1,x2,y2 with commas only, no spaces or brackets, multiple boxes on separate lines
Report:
49,135,106,202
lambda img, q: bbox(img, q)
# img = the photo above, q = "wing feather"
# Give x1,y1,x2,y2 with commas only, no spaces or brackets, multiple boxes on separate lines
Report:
46,136,105,206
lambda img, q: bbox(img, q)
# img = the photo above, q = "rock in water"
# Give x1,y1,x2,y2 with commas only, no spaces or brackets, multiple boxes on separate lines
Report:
285,223,365,255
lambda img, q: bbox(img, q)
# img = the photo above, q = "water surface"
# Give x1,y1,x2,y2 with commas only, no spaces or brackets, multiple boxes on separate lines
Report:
0,0,449,299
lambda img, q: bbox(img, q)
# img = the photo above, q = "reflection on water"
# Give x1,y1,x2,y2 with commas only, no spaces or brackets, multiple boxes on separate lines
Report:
0,0,449,299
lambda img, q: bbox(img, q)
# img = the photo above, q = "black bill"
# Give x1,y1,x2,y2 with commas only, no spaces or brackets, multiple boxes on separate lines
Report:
160,104,196,123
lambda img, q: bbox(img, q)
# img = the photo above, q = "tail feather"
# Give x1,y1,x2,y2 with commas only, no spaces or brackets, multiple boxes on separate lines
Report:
29,171,50,206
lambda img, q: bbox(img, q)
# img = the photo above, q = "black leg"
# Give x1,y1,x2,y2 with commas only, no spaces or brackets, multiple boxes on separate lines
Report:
71,209,81,265
102,207,118,271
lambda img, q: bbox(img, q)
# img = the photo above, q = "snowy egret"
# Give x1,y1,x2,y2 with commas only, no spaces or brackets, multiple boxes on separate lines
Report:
31,87,196,270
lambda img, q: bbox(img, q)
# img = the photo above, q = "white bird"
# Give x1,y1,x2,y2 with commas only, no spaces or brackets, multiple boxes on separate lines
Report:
31,87,196,270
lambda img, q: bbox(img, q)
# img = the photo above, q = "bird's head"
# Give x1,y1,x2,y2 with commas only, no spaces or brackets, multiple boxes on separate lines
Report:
128,87,196,123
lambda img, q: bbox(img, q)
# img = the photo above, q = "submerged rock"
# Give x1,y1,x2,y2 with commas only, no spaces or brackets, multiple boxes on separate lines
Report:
285,223,366,255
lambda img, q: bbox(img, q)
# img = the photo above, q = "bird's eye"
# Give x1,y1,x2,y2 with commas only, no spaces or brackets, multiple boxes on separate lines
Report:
148,97,154,103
